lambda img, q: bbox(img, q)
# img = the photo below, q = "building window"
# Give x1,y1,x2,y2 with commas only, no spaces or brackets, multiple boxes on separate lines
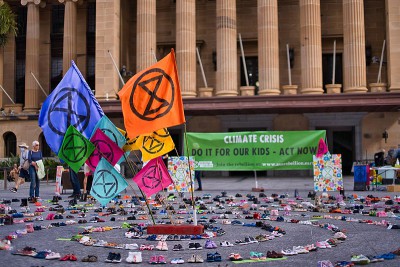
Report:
15,6,27,104
240,56,259,95
86,2,96,92
50,4,64,91
3,132,17,157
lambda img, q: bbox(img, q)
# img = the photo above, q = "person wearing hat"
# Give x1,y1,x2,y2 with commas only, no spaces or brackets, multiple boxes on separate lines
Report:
10,142,30,193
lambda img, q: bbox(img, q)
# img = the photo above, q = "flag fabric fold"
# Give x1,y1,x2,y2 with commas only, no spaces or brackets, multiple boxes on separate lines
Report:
57,125,95,173
86,129,125,172
38,61,104,154
118,128,140,152
137,128,175,162
93,115,126,148
132,156,173,197
90,158,128,206
118,49,185,139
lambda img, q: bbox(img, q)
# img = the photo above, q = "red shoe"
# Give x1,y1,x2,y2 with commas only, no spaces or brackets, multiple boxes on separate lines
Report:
60,254,71,261
69,254,77,261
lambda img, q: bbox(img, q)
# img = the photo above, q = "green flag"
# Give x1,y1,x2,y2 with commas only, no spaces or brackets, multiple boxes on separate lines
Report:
58,125,95,173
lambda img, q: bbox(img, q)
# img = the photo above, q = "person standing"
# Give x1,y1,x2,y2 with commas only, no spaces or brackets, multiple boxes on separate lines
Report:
10,143,30,193
68,167,81,199
195,170,203,191
28,141,43,201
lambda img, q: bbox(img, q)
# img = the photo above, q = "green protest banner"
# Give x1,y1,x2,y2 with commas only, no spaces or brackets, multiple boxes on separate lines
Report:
185,131,326,171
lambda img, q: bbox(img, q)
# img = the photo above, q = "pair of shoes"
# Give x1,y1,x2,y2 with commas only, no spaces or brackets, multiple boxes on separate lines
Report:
105,252,122,263
170,257,184,264
60,254,77,261
172,244,183,251
206,252,222,262
188,242,202,250
82,255,98,262
196,188,203,191
156,241,168,251
229,253,243,261
204,239,217,249
187,254,204,263
149,255,166,264
126,252,142,263
9,188,17,193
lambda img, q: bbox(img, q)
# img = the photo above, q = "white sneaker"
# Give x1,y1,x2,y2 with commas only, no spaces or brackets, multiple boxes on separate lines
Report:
45,252,61,260
171,257,185,264
125,243,139,250
126,251,142,263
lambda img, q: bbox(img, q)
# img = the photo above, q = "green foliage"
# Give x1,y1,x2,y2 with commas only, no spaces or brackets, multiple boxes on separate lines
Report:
0,155,18,180
0,2,17,47
43,157,64,180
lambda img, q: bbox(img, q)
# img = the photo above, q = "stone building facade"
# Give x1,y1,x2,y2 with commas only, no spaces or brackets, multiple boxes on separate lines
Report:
1,0,400,176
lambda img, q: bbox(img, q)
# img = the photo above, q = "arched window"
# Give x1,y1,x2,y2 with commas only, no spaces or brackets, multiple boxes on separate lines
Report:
39,133,52,157
4,132,17,157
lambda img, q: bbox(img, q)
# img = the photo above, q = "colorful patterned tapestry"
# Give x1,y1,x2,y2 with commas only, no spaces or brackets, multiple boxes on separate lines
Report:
313,153,343,191
167,156,195,192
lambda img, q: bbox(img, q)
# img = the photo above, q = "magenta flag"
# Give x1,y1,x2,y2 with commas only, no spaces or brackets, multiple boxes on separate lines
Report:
132,157,173,197
316,138,328,158
86,129,124,172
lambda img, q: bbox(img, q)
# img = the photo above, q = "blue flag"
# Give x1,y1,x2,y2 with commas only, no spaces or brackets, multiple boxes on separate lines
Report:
90,158,128,206
92,115,126,148
38,61,104,154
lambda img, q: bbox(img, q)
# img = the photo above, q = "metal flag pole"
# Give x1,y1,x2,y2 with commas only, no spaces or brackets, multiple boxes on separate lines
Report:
0,84,15,104
286,44,292,86
238,33,249,86
332,40,336,85
107,50,125,94
377,39,386,84
196,47,208,88
30,71,48,97
151,48,158,63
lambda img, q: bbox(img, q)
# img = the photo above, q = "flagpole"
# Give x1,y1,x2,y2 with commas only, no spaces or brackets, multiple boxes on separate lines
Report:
0,84,15,104
107,50,125,92
122,152,156,224
30,71,48,97
184,123,197,226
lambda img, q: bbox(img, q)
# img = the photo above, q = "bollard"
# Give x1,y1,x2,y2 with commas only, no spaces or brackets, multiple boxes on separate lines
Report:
3,169,7,190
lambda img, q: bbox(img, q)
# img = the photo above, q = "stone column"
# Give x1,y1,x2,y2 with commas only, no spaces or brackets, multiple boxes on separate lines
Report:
299,0,323,94
21,0,43,113
386,0,400,92
216,0,238,96
95,0,120,100
257,0,280,95
59,0,77,74
176,0,196,98
343,0,367,93
137,0,156,72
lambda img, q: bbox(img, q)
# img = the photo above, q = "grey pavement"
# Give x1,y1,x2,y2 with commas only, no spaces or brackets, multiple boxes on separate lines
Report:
0,176,399,267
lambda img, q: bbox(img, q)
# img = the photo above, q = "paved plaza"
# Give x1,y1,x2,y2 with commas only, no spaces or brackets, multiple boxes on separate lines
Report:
0,175,399,267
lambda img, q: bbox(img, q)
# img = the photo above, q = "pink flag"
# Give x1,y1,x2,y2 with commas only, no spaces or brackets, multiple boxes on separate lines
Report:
86,129,124,172
316,138,328,158
132,157,173,197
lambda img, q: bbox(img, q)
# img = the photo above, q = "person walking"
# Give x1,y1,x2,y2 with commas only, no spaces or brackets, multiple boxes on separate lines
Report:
28,140,43,201
10,143,30,193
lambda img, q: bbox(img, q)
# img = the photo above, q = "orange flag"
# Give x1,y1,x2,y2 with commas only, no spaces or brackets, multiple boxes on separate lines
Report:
118,49,185,139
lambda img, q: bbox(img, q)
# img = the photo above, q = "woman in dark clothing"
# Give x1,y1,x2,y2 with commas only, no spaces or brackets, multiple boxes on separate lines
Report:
28,140,43,200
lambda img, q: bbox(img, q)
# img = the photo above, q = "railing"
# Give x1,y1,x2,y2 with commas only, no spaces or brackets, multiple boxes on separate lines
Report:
1,167,58,190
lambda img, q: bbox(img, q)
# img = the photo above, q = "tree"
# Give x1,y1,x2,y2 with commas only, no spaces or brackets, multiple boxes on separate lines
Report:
0,1,17,47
